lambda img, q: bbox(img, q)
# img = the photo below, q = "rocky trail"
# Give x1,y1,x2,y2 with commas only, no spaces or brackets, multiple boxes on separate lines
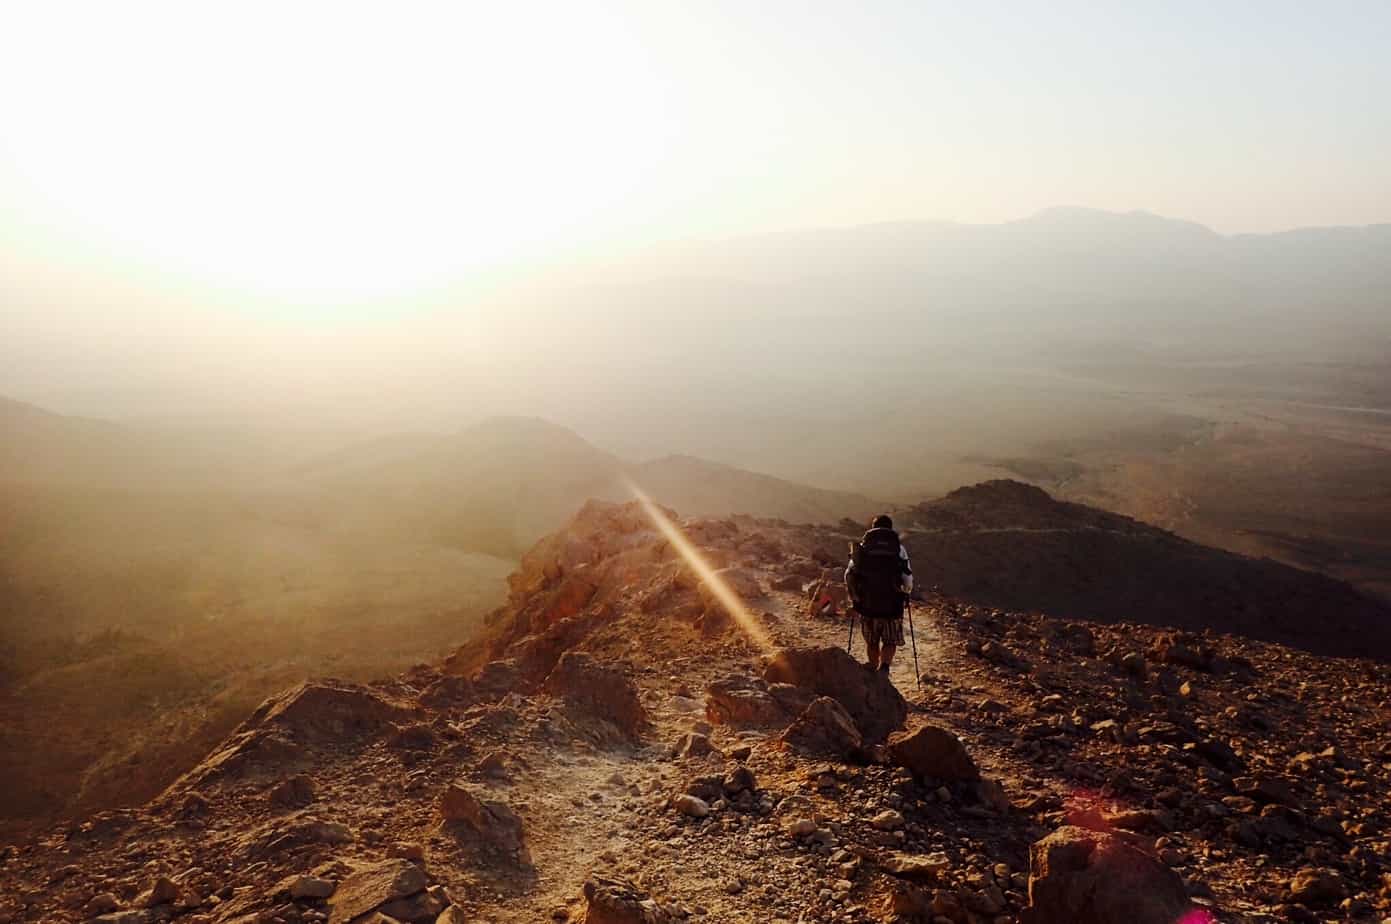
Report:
3,488,1390,923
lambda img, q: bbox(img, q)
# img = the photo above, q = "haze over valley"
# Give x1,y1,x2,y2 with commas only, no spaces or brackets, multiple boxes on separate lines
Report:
3,3,1391,920
5,208,1391,836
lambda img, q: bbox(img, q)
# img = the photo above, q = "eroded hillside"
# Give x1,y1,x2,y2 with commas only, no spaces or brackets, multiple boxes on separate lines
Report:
3,492,1390,923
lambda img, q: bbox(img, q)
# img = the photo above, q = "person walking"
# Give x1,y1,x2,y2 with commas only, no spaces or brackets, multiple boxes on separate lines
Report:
845,514,912,674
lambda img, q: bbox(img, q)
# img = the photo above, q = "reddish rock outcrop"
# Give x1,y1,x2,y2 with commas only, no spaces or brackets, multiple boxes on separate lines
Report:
1022,825,1202,924
544,651,649,742
888,724,980,782
762,646,907,743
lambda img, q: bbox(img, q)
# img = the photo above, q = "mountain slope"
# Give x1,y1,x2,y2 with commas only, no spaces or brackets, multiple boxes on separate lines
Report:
3,495,1388,923
897,480,1391,658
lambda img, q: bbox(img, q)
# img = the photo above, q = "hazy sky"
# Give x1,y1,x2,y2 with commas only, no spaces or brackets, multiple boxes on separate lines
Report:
2,0,1388,310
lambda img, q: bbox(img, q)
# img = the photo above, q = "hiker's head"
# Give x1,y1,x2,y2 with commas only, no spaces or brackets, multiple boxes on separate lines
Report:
872,514,893,530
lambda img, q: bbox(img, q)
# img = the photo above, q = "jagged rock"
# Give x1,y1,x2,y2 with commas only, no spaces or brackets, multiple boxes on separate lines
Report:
1288,867,1346,905
780,696,863,758
470,659,526,701
767,682,815,715
544,651,649,741
326,859,428,924
1022,825,1199,924
475,750,510,780
514,611,605,680
257,817,354,854
673,794,710,818
269,773,316,808
536,569,602,629
436,907,467,924
674,732,717,759
245,682,417,744
683,775,723,801
140,876,179,907
86,893,121,915
977,777,1011,813
183,683,415,786
884,880,932,917
1151,633,1216,671
1044,622,1096,655
722,765,756,795
704,677,788,727
386,723,436,751
763,646,907,743
581,876,673,923
438,781,529,861
289,876,336,900
388,842,426,862
419,674,474,709
1234,775,1299,806
881,852,950,881
871,809,904,830
888,724,980,782
1120,651,1147,677
379,885,449,921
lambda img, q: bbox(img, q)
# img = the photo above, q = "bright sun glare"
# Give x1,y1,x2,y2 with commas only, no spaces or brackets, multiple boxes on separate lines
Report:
1,2,669,301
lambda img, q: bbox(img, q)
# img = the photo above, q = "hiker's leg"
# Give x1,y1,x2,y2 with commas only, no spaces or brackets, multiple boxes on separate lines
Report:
880,644,897,669
865,637,881,670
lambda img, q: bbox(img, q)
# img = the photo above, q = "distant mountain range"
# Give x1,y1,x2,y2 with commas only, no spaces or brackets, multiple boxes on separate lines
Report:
583,206,1391,351
0,396,877,558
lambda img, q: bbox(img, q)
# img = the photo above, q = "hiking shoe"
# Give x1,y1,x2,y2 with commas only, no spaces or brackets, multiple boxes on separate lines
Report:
878,664,891,674
863,661,878,670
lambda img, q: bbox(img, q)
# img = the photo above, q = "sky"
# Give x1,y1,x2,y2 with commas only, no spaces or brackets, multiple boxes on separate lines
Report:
2,0,1388,312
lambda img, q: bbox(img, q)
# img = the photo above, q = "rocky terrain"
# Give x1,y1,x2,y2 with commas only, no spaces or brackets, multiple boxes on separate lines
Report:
0,398,873,840
3,487,1390,923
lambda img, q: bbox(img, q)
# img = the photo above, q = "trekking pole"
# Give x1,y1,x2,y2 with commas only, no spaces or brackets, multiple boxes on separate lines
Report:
906,597,921,689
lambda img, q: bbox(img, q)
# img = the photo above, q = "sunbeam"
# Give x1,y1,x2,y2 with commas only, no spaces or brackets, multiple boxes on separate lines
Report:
624,478,774,655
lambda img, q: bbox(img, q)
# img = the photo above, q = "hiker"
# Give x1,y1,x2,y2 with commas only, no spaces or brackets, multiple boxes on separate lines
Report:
807,570,849,618
846,514,912,673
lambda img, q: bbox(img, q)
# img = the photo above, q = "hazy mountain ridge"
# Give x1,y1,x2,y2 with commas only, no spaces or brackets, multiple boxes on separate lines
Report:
605,208,1391,329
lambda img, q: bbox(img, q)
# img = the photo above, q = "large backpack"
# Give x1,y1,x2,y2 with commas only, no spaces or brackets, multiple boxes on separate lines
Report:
849,527,905,619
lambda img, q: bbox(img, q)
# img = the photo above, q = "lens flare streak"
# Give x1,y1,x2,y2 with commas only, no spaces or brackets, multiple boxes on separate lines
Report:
625,478,774,654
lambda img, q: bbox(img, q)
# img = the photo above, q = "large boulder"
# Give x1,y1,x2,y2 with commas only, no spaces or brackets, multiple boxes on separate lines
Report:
438,781,530,863
248,682,418,744
268,773,316,808
581,876,673,924
326,859,428,924
763,646,907,743
780,696,864,758
513,612,604,681
887,724,980,782
1022,826,1204,924
704,676,791,727
470,658,526,701
544,652,649,741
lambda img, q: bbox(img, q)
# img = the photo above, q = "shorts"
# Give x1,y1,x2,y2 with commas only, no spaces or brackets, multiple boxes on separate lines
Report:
861,615,905,647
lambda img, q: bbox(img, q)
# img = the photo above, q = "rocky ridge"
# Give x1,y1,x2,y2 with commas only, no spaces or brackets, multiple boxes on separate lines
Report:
2,491,1389,923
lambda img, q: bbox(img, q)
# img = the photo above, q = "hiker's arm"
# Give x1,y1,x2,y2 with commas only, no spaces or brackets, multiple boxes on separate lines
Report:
899,545,913,595
844,558,860,604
